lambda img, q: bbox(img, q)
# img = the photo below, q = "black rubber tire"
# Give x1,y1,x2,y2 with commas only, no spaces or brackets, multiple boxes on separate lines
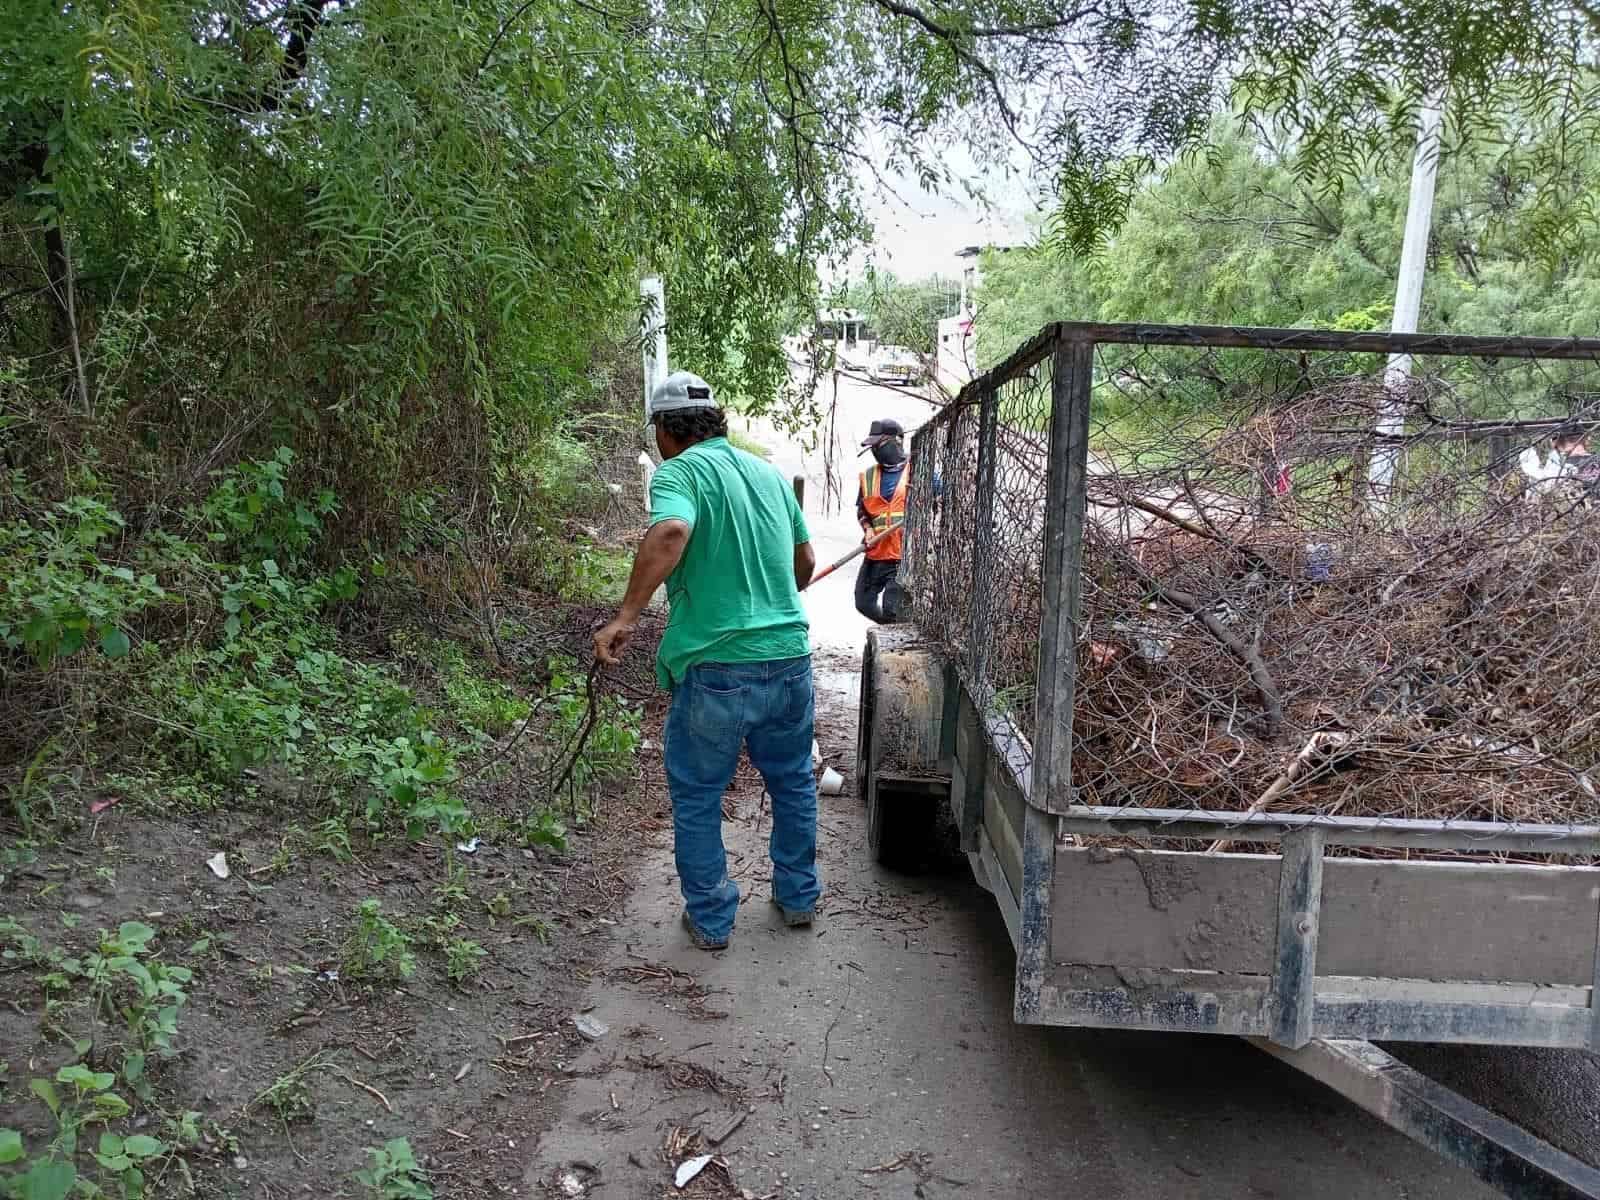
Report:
854,636,875,803
866,777,909,869
869,781,962,874
858,629,962,875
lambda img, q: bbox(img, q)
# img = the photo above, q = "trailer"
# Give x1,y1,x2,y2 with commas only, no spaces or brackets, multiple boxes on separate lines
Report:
856,321,1600,1199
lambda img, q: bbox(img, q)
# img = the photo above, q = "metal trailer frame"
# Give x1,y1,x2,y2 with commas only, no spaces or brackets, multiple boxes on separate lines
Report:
864,321,1600,1199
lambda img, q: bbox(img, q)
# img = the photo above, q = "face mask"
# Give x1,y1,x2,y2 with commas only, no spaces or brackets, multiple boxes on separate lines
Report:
872,440,905,466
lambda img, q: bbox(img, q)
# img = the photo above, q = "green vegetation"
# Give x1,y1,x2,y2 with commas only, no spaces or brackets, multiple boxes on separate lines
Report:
399,635,530,740
342,901,417,983
0,919,193,1198
980,120,1600,361
976,117,1600,441
444,938,489,986
543,658,643,803
728,428,775,459
838,273,963,357
356,1138,433,1199
251,1054,335,1128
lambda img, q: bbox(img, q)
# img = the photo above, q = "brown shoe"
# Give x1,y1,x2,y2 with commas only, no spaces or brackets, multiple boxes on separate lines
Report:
681,910,729,950
769,896,816,928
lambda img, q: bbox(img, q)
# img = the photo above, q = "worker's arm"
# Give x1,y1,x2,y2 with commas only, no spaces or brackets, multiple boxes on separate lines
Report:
593,519,689,664
856,479,872,541
794,541,816,591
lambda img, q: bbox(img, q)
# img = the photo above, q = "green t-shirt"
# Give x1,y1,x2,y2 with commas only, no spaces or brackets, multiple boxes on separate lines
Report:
649,437,812,688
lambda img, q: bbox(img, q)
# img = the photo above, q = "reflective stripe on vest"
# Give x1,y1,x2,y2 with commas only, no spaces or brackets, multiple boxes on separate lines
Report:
861,465,909,561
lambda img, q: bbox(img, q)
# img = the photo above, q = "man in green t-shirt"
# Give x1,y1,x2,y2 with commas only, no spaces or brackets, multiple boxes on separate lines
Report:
594,372,820,950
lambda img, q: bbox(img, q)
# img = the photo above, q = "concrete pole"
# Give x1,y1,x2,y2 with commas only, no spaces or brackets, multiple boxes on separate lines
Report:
639,276,668,506
640,275,668,413
1369,94,1445,494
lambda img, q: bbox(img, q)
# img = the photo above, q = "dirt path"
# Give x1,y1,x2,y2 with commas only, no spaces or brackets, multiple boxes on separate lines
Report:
526,377,1496,1199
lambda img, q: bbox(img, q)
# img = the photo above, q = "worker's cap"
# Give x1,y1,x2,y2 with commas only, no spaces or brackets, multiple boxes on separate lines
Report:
647,371,717,420
860,418,905,449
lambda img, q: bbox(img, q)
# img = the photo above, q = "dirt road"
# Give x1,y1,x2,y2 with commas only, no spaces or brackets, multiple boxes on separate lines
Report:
525,373,1500,1198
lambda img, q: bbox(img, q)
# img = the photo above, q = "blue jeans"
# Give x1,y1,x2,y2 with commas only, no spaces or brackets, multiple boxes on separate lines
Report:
663,656,821,940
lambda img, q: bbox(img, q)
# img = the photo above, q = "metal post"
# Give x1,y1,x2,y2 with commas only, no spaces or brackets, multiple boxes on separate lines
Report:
1370,95,1444,493
961,386,1000,852
1033,334,1093,812
1015,334,1093,1024
1589,897,1600,1053
967,385,1000,690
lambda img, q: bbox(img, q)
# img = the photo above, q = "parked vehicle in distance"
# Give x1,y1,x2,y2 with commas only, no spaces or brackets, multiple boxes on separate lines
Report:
871,345,921,385
840,340,877,372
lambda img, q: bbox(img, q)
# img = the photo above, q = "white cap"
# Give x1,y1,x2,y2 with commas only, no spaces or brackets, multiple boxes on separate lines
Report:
648,371,716,419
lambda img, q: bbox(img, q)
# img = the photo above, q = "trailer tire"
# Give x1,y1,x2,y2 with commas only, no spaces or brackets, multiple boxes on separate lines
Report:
855,637,875,803
867,776,916,870
858,629,959,873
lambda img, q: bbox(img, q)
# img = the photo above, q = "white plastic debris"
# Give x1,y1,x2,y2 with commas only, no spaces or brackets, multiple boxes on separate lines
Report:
572,1013,609,1040
456,837,481,854
675,1155,713,1189
558,1172,588,1198
818,767,844,796
811,739,821,767
206,852,230,880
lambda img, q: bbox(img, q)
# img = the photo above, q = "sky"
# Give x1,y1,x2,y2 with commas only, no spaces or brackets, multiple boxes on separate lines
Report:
829,137,1042,286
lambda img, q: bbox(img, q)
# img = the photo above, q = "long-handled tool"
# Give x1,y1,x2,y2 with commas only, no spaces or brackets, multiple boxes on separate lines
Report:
804,522,900,590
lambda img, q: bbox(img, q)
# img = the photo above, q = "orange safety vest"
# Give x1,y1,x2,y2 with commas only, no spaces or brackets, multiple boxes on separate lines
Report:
860,465,909,561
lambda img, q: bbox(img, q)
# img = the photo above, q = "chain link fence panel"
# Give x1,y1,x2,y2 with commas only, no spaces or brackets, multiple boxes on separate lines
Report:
905,323,1600,855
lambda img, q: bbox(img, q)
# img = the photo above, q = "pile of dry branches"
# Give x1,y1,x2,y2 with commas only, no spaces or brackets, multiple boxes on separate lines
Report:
1074,506,1600,830
1071,377,1600,840
911,354,1600,852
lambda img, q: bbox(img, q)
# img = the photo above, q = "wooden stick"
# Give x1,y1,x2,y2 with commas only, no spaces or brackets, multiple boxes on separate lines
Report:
804,523,900,589
336,1071,393,1113
1123,561,1285,739
1208,731,1351,853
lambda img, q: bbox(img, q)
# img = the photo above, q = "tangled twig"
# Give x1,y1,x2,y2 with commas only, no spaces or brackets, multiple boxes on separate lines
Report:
903,343,1600,857
549,660,605,810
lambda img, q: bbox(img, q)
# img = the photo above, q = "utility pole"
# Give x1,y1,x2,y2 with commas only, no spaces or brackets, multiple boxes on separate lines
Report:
1368,94,1445,494
639,276,669,509
640,276,668,416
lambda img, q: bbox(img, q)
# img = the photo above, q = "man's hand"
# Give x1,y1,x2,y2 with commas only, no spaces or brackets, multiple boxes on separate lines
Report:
593,518,689,667
593,617,637,665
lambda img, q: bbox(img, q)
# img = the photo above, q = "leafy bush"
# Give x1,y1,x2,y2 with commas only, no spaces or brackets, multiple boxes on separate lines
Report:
0,920,183,1198
0,498,165,668
343,901,417,983
199,448,337,569
444,939,487,985
398,635,530,738
356,1138,432,1199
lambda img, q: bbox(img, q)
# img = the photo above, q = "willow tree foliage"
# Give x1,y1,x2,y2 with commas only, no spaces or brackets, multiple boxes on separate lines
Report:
2,0,1596,541
977,118,1600,368
1,0,873,535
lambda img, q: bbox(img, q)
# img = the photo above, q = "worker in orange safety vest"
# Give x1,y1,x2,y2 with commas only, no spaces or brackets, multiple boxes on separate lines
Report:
855,419,913,623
